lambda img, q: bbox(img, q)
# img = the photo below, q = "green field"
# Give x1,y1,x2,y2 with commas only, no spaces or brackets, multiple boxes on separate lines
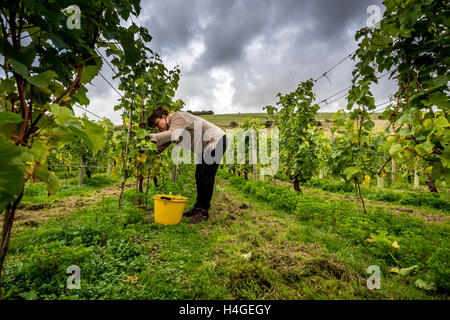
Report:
197,113,273,128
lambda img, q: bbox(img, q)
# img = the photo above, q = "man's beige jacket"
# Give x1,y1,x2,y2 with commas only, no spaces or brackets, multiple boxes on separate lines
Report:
150,111,225,154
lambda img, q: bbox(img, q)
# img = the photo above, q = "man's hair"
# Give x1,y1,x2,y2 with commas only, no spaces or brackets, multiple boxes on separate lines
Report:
147,105,169,127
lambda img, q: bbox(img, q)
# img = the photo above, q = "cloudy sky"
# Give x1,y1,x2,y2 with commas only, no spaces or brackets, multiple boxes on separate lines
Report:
75,0,396,124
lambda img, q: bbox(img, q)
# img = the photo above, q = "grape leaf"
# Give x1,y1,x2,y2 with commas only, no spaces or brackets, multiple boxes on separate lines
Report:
82,118,105,154
343,166,361,180
415,279,436,291
8,58,29,77
49,103,75,125
0,79,16,92
0,137,25,213
81,64,101,84
26,70,57,88
0,112,23,123
34,165,59,196
399,265,418,276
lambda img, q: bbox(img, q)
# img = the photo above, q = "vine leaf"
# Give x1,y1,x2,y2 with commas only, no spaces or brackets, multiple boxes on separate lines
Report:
0,137,26,213
81,118,105,154
33,165,59,196
415,279,436,291
389,143,404,156
415,140,434,155
8,58,56,88
0,112,23,123
26,70,57,89
399,265,418,277
73,86,90,105
0,79,16,92
343,166,361,180
49,103,75,125
8,58,29,77
81,64,102,85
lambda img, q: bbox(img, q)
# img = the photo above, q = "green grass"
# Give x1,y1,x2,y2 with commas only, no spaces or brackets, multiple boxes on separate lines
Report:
221,170,450,294
299,177,450,212
223,189,443,299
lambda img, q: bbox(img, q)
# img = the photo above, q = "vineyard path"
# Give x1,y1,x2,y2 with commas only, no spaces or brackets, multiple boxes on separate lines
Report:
5,180,136,234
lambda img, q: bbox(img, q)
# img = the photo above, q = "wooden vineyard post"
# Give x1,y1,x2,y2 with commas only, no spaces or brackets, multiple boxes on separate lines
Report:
377,156,391,189
319,169,324,179
135,174,139,198
0,188,24,299
391,158,397,186
252,130,257,181
119,109,133,215
145,175,150,208
330,132,335,182
78,158,85,186
171,165,178,183
259,170,266,182
377,176,384,189
107,163,112,175
391,129,396,186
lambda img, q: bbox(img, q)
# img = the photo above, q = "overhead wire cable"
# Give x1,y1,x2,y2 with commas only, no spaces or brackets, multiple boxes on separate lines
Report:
47,164,110,168
98,71,124,99
95,47,120,76
313,49,357,83
317,72,392,108
72,104,105,120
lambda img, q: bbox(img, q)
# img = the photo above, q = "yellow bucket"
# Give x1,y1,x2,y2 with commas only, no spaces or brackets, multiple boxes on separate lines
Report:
153,195,188,225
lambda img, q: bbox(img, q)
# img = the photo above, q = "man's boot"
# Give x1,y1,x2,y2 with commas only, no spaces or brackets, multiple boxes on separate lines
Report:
184,205,200,217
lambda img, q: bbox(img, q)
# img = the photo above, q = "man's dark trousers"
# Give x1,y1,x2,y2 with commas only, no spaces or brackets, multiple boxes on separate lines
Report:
195,135,227,210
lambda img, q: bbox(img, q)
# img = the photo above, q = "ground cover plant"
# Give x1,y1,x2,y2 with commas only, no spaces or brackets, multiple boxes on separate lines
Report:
0,0,448,301
2,167,449,299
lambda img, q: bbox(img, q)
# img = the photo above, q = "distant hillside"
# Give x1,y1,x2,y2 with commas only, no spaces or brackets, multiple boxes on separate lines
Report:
198,112,387,132
116,112,387,133
197,113,272,128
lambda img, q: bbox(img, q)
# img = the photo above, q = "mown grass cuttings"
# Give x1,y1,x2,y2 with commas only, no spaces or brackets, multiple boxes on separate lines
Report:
201,181,446,299
219,170,450,294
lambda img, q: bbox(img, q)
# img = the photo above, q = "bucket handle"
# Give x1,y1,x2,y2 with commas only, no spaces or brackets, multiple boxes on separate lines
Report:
156,196,187,202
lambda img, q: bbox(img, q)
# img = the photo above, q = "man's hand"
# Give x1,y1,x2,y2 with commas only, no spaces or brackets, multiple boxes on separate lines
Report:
150,133,172,154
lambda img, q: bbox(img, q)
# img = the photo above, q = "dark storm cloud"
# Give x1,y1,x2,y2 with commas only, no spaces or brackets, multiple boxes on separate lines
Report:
141,1,202,52
193,0,275,70
142,0,381,69
93,0,393,121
